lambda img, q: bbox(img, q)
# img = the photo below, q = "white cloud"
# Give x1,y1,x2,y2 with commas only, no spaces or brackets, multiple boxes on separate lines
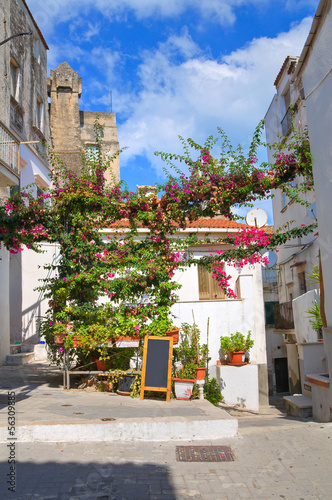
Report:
117,17,312,176
285,0,318,10
28,0,269,33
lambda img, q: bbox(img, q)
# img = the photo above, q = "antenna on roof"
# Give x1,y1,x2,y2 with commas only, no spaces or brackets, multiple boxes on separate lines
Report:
110,91,112,113
245,208,268,228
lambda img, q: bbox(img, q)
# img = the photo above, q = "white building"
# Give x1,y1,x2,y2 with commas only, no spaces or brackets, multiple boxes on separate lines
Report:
104,215,269,409
295,0,332,421
264,52,321,400
265,0,332,421
265,57,319,306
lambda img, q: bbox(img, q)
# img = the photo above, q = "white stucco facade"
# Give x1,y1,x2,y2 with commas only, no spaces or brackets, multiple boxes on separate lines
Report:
265,58,319,306
299,0,332,417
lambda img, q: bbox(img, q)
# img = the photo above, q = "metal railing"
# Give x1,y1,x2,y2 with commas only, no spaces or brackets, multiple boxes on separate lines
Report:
273,301,294,330
0,121,20,176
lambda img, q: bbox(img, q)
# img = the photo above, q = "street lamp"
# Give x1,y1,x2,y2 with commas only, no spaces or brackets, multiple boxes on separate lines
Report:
0,32,32,47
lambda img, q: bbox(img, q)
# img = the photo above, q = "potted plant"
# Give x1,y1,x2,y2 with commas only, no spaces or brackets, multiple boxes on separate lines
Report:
147,307,180,344
110,306,145,346
172,363,197,400
305,301,323,340
172,322,209,398
220,330,254,365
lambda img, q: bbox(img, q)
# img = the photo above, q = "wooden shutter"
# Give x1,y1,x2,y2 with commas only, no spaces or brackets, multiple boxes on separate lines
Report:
198,264,225,300
198,265,210,300
211,272,225,300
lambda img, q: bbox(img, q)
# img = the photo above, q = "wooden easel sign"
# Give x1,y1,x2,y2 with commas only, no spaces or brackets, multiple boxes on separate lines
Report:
140,336,173,402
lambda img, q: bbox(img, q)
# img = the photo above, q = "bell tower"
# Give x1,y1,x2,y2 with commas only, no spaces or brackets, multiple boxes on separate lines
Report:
48,62,82,172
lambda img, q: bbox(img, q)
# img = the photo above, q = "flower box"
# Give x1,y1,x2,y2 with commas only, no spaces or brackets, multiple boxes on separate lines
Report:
172,378,196,400
115,336,140,348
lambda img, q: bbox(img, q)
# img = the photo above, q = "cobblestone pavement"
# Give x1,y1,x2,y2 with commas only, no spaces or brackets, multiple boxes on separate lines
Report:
1,414,331,500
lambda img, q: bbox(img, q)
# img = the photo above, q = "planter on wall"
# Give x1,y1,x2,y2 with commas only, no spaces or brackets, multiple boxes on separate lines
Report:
115,336,140,348
228,351,246,366
172,378,195,400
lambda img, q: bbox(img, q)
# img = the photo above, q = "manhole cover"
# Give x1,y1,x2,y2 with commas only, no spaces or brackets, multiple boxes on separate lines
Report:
61,404,73,407
101,418,116,421
42,393,52,396
176,446,235,462
73,412,84,415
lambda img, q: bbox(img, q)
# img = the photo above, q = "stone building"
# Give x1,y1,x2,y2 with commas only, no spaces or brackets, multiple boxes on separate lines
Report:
48,62,120,184
0,0,52,364
1,5,120,365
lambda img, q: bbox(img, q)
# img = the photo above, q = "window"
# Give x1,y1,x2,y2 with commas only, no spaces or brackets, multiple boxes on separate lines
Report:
198,264,225,300
282,191,287,209
298,271,307,295
281,85,292,135
10,58,19,99
264,301,278,325
10,180,20,197
35,95,43,130
34,34,40,63
86,144,99,162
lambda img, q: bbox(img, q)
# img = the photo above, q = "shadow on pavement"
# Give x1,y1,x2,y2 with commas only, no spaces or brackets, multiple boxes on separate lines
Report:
1,459,176,500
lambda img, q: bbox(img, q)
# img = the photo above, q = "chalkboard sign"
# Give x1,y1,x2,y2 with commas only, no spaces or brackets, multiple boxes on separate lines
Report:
140,336,173,402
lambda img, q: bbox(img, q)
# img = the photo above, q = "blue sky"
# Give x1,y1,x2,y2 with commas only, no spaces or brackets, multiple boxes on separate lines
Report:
28,0,317,222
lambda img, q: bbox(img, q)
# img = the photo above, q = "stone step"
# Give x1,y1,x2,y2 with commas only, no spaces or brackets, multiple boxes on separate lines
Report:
10,344,21,354
6,352,35,365
284,394,313,418
21,344,35,353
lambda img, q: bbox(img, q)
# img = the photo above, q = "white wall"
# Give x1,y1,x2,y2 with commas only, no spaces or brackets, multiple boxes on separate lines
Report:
265,60,317,305
20,144,51,194
8,144,52,344
0,247,10,364
292,289,320,344
302,2,332,385
172,263,267,372
10,243,59,343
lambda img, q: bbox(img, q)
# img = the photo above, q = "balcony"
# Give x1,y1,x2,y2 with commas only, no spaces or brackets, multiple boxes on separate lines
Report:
0,121,20,187
281,107,293,136
273,301,294,330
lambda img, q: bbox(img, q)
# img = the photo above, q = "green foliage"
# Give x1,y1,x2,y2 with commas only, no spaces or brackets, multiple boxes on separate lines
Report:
220,331,254,353
270,124,314,207
173,322,209,379
147,307,175,336
204,377,223,406
305,301,323,333
307,265,320,286
0,119,316,368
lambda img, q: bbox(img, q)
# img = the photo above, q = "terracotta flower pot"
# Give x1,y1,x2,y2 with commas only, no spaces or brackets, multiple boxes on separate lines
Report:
167,328,180,345
54,334,66,345
72,337,83,348
228,350,246,366
95,359,109,371
195,367,206,380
